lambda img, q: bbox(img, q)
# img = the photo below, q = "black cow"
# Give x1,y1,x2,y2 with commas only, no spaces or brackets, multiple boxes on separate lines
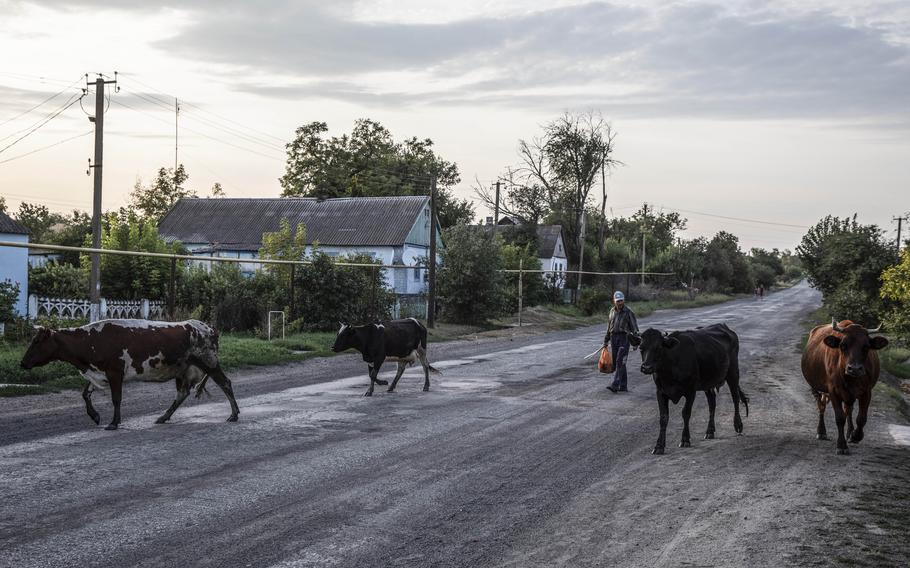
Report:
332,318,439,396
632,323,749,454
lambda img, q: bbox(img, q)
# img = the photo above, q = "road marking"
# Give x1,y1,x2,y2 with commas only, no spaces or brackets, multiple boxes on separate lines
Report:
888,424,910,447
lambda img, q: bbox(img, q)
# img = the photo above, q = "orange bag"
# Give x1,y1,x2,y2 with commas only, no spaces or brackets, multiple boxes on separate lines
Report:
598,347,614,374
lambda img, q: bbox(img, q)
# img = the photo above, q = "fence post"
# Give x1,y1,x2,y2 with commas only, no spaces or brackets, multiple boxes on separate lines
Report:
289,263,296,322
518,258,523,327
28,294,37,320
99,298,107,319
140,299,149,319
168,257,177,320
626,273,631,296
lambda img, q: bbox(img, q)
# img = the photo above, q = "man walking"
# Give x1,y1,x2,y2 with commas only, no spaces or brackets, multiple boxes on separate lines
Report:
604,291,639,393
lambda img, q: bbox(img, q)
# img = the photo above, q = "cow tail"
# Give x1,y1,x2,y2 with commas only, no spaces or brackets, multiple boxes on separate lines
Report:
738,386,750,417
416,320,440,374
194,376,211,399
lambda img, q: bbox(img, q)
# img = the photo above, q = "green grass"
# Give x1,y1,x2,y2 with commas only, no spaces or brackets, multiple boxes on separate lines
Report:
880,346,910,381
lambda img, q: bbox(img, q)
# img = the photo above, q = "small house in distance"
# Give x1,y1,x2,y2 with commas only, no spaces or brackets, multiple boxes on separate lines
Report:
488,216,568,288
0,210,30,317
158,196,442,296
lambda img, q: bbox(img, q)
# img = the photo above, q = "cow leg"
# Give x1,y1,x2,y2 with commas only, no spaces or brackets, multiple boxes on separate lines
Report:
679,394,694,448
156,377,192,424
387,362,407,393
729,381,744,434
365,362,386,397
813,391,829,440
653,389,670,455
105,374,123,431
704,389,717,440
850,392,871,444
844,400,855,441
206,366,240,422
829,394,849,455
82,383,101,425
418,347,431,392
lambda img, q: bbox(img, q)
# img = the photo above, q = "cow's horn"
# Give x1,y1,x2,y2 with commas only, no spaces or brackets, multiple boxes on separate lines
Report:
868,322,883,334
831,318,846,333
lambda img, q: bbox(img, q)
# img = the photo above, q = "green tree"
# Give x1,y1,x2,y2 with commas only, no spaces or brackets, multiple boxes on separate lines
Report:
211,182,225,197
0,279,19,323
703,231,754,293
15,202,62,243
880,247,910,339
84,211,183,299
438,225,505,323
48,210,92,265
260,218,307,284
129,164,196,222
0,195,6,215
501,242,545,312
280,119,474,228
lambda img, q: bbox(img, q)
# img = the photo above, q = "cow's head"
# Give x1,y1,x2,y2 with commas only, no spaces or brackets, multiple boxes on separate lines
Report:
20,327,59,370
637,328,678,375
822,318,888,378
331,322,360,353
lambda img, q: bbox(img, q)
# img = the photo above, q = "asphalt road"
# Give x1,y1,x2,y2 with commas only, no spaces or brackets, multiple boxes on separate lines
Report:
2,282,908,567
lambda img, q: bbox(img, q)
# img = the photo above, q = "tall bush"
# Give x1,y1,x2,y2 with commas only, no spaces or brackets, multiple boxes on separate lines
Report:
438,225,505,324
29,263,88,298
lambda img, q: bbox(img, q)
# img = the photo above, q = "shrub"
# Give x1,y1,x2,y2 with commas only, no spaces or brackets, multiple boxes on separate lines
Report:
29,263,88,298
0,280,20,323
438,225,505,324
823,285,882,328
578,287,613,316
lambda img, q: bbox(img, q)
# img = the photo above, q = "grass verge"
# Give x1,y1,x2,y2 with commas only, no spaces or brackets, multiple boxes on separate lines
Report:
632,292,740,319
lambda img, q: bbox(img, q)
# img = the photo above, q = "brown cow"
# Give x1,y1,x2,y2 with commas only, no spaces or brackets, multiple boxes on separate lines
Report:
801,319,888,454
20,319,239,430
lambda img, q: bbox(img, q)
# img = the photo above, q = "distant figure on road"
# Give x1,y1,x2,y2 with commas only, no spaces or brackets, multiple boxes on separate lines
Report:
604,291,639,393
759,285,765,300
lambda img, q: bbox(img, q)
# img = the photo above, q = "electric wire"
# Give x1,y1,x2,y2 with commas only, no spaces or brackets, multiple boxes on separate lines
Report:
0,92,85,155
0,76,84,128
0,130,91,166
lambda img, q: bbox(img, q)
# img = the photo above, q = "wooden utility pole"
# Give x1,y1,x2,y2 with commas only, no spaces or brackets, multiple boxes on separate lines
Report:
517,257,523,327
87,73,118,322
493,180,501,231
427,176,437,328
641,231,647,286
577,210,586,299
174,97,179,182
894,216,908,253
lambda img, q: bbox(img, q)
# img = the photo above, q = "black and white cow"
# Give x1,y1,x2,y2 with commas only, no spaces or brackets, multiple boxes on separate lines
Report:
332,318,439,396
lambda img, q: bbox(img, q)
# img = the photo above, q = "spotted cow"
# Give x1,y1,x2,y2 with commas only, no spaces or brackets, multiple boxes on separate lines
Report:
20,319,239,430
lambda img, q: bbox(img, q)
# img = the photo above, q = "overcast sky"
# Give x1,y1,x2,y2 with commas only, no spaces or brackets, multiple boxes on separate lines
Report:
1,0,908,250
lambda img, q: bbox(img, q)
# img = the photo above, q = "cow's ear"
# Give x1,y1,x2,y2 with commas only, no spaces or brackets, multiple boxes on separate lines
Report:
823,335,841,349
662,336,679,349
869,336,889,350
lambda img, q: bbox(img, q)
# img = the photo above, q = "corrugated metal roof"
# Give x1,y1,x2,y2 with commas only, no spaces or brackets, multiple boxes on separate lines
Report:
477,223,566,258
0,211,29,235
158,196,430,248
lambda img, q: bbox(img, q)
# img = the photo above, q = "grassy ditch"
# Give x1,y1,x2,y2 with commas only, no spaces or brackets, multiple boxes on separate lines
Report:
0,331,337,397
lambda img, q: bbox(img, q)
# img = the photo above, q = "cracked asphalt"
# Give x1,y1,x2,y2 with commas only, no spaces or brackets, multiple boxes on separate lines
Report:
2,281,908,567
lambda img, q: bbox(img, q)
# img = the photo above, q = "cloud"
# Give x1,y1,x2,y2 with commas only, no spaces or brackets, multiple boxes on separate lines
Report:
18,1,910,122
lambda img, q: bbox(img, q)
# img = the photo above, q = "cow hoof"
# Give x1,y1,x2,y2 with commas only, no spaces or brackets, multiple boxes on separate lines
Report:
704,432,715,440
155,417,168,424
226,415,238,422
89,413,101,425
836,446,850,455
679,440,691,448
104,423,119,431
734,422,744,434
423,386,429,392
363,391,373,397
816,433,829,440
652,447,665,455
386,388,396,393
377,380,389,386
849,432,863,444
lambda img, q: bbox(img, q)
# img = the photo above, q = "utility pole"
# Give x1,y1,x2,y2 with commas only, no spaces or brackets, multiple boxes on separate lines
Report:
641,230,647,286
87,72,118,322
577,210,586,300
493,180,501,235
174,97,179,178
894,216,908,253
427,175,437,328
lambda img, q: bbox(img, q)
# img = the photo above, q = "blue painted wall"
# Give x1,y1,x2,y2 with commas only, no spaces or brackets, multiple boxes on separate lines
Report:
0,233,29,316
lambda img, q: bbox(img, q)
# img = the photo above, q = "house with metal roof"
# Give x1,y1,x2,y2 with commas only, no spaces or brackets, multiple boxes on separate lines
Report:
0,210,30,318
158,196,442,295
482,216,569,288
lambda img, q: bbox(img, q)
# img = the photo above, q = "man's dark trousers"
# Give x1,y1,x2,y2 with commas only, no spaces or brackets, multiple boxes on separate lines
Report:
610,333,630,390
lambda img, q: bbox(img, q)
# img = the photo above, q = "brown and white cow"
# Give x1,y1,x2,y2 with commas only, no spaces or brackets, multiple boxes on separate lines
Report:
801,319,888,455
20,319,239,430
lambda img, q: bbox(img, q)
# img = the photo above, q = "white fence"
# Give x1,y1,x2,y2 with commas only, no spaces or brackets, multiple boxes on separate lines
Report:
28,295,166,321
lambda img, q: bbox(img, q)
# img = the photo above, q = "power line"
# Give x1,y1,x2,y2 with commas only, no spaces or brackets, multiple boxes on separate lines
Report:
0,76,83,127
659,204,809,230
0,92,85,155
0,130,92,166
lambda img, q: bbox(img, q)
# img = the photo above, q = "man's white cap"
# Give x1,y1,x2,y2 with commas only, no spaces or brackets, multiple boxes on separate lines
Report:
614,291,625,301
